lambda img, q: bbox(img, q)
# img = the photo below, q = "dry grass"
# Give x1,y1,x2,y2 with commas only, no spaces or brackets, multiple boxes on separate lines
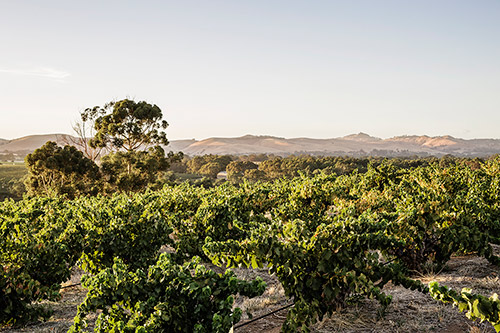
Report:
234,251,499,333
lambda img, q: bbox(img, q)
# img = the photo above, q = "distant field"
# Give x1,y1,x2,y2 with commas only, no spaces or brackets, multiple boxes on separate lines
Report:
0,163,27,200
0,163,27,181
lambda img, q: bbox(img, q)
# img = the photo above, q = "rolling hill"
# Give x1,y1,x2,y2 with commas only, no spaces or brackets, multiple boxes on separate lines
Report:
0,134,73,153
2,133,500,157
167,133,500,157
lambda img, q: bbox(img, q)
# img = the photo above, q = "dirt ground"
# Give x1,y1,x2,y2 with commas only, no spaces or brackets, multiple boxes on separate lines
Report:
231,254,499,333
2,250,499,333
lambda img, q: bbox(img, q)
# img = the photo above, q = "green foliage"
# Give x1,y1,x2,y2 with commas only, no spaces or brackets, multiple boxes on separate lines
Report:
24,142,101,198
77,192,174,274
204,164,500,331
330,162,500,271
90,99,169,151
226,160,258,184
429,282,500,332
0,265,59,327
268,173,337,224
187,155,233,178
3,157,500,331
1,198,82,285
388,165,499,270
69,254,266,333
0,197,84,326
0,164,27,200
80,99,177,194
204,212,426,332
100,146,181,192
170,184,267,260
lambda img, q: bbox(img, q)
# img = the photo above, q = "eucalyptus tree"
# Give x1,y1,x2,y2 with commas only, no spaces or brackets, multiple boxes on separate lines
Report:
90,99,169,152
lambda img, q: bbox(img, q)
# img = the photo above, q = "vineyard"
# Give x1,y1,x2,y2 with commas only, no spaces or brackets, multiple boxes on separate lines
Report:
1,159,500,332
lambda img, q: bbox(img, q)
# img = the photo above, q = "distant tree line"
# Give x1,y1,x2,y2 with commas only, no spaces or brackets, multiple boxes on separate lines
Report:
167,153,487,185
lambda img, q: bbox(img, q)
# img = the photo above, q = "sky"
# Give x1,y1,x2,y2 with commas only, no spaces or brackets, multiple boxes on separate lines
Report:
1,0,499,140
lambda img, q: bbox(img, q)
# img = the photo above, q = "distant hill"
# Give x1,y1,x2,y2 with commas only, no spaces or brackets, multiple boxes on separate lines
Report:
167,139,197,152
169,134,500,157
0,134,73,153
342,132,381,142
2,133,500,157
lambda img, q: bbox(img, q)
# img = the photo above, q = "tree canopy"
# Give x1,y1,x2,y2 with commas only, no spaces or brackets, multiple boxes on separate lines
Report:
90,99,169,152
100,146,182,192
25,141,101,198
187,155,232,179
226,160,258,183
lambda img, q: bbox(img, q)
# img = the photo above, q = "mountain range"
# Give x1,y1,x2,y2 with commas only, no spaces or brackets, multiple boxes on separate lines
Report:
2,133,500,157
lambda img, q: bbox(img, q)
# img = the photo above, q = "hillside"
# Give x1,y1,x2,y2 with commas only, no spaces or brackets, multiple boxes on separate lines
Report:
169,134,500,157
0,134,73,153
2,133,500,157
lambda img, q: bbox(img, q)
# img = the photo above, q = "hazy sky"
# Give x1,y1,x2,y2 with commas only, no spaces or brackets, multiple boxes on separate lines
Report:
1,0,499,140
